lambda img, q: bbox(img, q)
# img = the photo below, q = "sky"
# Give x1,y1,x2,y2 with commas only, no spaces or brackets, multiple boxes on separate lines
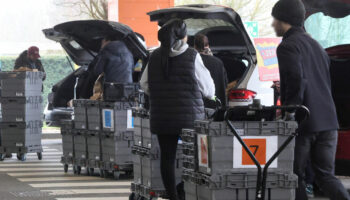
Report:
0,0,86,55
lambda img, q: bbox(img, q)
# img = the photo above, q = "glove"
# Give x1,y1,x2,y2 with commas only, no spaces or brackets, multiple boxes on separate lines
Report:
284,112,295,121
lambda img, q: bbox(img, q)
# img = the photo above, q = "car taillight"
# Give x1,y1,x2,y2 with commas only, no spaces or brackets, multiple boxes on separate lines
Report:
229,89,257,100
149,191,156,197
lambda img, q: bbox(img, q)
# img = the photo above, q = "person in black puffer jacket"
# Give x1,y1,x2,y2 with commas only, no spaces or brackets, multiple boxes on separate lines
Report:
140,19,215,200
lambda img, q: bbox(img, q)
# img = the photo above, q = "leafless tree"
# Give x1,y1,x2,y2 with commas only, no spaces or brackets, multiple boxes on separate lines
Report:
55,0,108,20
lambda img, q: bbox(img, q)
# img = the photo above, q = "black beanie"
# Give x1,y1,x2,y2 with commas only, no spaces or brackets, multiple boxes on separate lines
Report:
272,0,306,27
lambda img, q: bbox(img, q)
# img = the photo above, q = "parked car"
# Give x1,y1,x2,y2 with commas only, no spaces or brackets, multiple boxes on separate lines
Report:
43,20,148,127
147,4,273,107
303,0,350,175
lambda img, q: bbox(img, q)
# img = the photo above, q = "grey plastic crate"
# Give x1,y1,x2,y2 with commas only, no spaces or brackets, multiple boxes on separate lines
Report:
73,100,88,130
194,120,298,137
184,181,197,200
194,120,297,175
132,107,149,147
73,130,87,161
0,121,42,153
100,101,135,135
134,143,183,190
1,96,42,122
62,129,74,158
183,171,297,200
86,132,101,168
100,131,133,170
0,71,43,97
133,154,142,184
85,100,101,131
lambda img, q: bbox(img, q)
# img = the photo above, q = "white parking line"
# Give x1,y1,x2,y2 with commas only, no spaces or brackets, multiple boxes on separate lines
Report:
0,163,62,167
43,188,130,195
0,168,64,172
8,171,67,177
56,198,128,200
30,181,131,188
18,176,102,182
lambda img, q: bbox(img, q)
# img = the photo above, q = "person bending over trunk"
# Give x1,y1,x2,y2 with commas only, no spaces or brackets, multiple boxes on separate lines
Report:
194,33,228,108
140,19,215,200
94,35,134,83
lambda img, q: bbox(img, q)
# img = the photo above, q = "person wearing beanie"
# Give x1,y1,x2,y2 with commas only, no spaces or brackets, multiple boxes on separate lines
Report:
272,0,350,200
140,19,215,200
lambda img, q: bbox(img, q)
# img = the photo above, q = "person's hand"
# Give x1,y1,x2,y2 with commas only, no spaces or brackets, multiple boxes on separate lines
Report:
284,112,295,121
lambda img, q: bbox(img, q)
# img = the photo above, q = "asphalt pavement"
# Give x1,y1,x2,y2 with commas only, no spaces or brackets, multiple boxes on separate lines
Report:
0,130,349,200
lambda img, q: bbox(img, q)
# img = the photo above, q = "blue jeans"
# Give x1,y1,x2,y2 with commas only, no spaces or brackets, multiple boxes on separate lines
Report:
294,130,350,200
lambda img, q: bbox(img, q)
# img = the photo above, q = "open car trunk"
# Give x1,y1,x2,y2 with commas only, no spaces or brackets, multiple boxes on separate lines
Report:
148,4,257,88
43,20,148,108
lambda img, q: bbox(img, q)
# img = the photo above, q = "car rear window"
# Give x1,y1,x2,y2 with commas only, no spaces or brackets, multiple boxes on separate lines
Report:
305,13,350,48
184,18,234,35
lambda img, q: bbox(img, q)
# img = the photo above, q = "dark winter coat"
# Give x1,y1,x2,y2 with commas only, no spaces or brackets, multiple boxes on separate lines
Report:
276,27,339,133
200,54,228,108
94,41,134,83
14,50,46,80
148,48,205,135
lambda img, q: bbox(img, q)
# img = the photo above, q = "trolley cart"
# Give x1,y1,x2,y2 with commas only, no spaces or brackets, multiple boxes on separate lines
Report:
72,129,88,175
60,120,74,173
99,131,134,179
225,104,310,200
0,121,43,161
86,131,102,176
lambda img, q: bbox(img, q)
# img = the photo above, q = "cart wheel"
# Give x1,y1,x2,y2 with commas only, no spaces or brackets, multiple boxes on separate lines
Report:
99,169,104,178
37,152,42,160
129,193,136,200
77,166,82,175
73,166,78,174
5,153,12,158
88,168,94,176
64,164,69,173
126,171,133,177
18,153,26,161
113,171,121,180
103,170,109,178
0,154,5,161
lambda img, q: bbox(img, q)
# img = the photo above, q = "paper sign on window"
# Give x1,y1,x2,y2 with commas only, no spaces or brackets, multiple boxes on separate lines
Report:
198,134,209,168
233,136,278,168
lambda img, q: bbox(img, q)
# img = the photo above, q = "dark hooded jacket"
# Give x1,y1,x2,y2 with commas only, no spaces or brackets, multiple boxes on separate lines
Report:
93,41,134,83
277,27,339,133
14,50,46,80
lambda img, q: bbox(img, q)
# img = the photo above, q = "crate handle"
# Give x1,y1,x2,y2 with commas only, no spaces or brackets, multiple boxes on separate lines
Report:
224,106,309,200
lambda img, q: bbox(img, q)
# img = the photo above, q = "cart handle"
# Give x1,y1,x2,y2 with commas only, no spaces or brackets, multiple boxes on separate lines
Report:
225,105,309,200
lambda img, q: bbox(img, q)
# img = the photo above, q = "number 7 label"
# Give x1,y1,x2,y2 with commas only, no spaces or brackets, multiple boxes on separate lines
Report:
233,136,278,168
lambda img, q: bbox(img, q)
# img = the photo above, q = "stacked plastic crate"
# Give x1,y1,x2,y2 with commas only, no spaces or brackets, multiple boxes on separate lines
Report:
0,71,43,161
130,107,183,200
99,100,135,179
181,120,299,200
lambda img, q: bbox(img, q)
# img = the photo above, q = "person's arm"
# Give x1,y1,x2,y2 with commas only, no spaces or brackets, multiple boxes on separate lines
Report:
276,43,305,106
93,54,109,77
140,64,150,95
194,53,215,99
14,57,22,70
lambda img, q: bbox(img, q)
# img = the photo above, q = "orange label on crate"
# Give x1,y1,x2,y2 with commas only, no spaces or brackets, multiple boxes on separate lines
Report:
200,137,208,165
242,139,267,165
198,134,209,168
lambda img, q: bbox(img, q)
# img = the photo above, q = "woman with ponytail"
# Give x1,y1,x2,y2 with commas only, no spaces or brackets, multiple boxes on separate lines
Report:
140,19,215,200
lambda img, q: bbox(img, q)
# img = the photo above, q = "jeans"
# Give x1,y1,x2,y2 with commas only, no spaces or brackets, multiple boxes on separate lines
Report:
294,130,350,200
